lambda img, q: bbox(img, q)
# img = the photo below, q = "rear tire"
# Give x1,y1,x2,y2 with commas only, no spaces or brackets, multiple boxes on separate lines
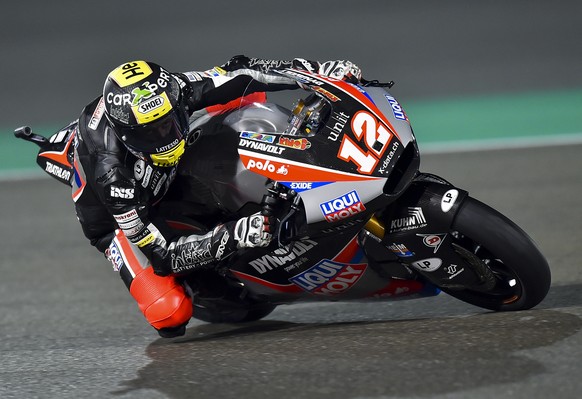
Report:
442,197,551,311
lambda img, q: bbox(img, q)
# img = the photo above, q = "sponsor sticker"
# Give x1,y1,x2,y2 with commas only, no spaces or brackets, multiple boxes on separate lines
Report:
389,207,427,233
319,190,366,223
249,240,318,274
416,233,447,253
45,161,72,181
384,94,407,120
131,91,172,124
289,259,366,295
110,186,135,199
277,136,311,150
239,131,276,143
441,189,459,213
88,97,105,130
411,258,442,272
239,138,285,155
106,240,125,272
445,264,465,279
388,243,414,257
184,71,203,82
245,158,289,175
280,181,330,192
108,61,153,88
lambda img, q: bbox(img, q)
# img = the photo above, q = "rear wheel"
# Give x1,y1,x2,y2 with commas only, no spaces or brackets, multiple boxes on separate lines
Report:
182,272,278,323
441,197,551,311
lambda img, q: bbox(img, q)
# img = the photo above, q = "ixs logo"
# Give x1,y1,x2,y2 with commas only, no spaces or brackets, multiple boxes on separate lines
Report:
290,260,366,296
319,190,366,223
110,186,135,199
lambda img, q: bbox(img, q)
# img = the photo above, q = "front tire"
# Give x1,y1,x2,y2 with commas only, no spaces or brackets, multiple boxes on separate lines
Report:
442,197,551,311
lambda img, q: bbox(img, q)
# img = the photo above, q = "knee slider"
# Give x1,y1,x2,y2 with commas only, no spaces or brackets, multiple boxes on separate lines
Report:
129,266,193,330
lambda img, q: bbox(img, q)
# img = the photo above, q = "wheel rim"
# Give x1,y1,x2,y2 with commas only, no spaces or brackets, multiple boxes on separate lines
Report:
448,231,525,305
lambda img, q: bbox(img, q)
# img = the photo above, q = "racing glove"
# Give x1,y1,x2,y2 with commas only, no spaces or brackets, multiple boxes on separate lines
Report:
318,60,362,83
150,212,275,276
233,212,274,249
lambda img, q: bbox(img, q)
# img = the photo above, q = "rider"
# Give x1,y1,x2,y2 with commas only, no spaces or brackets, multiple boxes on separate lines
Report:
70,55,362,337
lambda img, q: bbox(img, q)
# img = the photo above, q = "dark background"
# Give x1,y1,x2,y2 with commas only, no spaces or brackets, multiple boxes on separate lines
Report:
1,0,581,129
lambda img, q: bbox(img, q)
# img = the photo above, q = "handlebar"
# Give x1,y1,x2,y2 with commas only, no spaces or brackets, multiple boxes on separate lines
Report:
360,78,395,88
14,126,49,148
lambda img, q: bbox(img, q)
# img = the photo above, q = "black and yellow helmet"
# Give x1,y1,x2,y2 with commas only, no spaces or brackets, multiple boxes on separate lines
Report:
103,61,189,167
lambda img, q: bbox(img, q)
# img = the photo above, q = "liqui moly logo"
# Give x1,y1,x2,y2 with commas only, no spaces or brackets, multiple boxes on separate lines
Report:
384,95,407,121
319,190,366,223
289,259,366,296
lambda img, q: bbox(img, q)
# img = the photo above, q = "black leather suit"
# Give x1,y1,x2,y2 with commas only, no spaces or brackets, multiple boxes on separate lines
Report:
71,56,318,282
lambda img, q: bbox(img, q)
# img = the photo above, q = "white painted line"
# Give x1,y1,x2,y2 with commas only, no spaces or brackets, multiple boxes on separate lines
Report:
2,133,582,182
419,132,582,154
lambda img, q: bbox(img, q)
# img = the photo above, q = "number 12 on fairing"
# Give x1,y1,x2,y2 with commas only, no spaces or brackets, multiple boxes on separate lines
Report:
337,110,392,174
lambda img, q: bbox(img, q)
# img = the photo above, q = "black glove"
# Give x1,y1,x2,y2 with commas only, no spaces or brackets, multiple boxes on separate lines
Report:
232,212,275,249
149,212,275,276
318,60,362,82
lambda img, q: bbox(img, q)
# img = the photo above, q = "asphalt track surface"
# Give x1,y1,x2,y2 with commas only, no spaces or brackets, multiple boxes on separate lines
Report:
2,144,582,399
1,1,582,398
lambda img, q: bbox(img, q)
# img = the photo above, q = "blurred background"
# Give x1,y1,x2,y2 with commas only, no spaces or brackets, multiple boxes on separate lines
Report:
1,3,581,397
1,0,581,176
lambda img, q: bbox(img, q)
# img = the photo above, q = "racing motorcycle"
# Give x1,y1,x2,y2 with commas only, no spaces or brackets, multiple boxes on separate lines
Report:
14,69,551,323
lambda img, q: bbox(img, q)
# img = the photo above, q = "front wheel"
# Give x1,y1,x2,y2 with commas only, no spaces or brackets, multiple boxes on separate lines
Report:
442,197,551,311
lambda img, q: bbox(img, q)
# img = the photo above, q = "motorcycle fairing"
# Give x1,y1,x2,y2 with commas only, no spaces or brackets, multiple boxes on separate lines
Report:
35,124,76,186
380,175,491,289
235,69,415,181
226,219,431,302
229,234,436,302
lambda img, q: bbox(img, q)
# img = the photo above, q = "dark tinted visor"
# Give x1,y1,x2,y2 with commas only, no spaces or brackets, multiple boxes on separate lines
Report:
115,109,188,154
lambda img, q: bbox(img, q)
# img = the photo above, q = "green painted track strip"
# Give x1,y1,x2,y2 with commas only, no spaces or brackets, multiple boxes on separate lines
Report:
405,88,582,143
1,88,581,177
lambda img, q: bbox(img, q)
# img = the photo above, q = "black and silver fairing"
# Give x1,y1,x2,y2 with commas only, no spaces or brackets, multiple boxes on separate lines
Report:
177,104,292,216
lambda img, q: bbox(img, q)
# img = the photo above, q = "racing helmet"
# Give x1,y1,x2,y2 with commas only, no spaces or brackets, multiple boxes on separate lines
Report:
103,61,189,167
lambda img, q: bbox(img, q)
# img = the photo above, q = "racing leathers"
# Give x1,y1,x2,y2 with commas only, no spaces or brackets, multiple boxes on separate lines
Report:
72,56,361,280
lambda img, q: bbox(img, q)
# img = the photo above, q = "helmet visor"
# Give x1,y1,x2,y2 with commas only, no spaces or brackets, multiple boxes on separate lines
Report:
115,108,188,155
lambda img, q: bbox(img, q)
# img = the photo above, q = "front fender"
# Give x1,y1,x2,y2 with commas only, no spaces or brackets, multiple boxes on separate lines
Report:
380,173,472,282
